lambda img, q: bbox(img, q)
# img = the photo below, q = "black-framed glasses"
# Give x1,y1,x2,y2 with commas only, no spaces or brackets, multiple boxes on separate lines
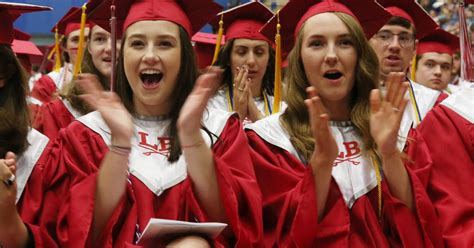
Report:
374,30,415,48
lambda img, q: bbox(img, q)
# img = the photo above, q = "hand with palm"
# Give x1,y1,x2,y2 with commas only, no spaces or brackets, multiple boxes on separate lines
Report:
77,73,134,147
370,72,409,157
177,67,223,143
306,86,339,168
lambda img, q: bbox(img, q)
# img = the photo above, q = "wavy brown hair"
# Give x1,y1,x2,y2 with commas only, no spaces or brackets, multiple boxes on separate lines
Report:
214,39,275,96
116,26,200,162
0,45,30,157
280,12,381,162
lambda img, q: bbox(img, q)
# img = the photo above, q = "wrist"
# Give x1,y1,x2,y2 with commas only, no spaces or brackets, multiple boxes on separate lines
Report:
111,135,131,148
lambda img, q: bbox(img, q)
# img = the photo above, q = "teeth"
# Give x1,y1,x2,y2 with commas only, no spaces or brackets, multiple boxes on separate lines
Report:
141,69,161,75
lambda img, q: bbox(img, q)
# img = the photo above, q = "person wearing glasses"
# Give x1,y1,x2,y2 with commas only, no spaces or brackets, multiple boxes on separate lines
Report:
369,0,446,151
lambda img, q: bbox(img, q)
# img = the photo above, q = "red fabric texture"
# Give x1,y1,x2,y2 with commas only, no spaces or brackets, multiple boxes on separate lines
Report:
32,99,76,140
246,129,444,247
20,115,262,247
31,75,57,104
407,105,474,247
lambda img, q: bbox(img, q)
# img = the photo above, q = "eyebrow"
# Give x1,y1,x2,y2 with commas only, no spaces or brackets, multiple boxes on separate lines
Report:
306,33,352,39
128,33,177,40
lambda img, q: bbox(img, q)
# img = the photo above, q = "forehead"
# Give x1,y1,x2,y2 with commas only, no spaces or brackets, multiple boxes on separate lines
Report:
378,24,413,34
91,25,108,36
126,20,180,38
233,38,268,48
68,27,90,38
302,12,349,38
420,52,453,64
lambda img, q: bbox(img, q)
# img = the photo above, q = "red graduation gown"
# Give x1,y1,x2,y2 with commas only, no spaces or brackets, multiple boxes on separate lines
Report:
246,130,443,247
408,104,474,247
23,114,262,247
31,74,58,103
32,99,79,140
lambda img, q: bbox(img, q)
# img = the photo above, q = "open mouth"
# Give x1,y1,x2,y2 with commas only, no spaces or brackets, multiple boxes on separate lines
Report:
103,57,111,63
387,55,401,61
324,71,343,80
140,69,163,89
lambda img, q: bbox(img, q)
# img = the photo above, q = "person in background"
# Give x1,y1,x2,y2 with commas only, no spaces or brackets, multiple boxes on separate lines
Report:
33,18,121,140
31,7,90,104
370,0,445,152
208,1,284,124
413,28,459,93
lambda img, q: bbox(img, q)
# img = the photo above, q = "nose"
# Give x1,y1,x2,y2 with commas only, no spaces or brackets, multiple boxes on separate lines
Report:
143,45,158,64
104,38,112,55
324,44,338,66
433,65,442,76
388,35,401,52
246,52,256,68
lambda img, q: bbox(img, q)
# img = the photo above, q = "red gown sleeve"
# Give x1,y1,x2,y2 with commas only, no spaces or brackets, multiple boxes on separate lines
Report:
52,116,262,247
408,105,474,247
33,100,76,140
247,129,444,247
31,75,57,103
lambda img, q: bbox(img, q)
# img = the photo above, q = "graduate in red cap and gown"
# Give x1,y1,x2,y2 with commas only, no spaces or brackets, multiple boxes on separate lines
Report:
30,7,90,104
32,8,121,141
245,0,444,246
407,83,474,247
207,1,285,124
0,2,55,247
30,0,263,247
370,0,449,152
413,28,460,93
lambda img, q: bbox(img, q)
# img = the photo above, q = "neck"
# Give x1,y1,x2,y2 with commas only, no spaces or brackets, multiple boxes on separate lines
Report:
133,99,170,117
322,98,352,121
250,81,263,97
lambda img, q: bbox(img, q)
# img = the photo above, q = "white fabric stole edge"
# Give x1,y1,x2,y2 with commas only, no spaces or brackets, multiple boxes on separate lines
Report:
245,114,378,208
77,109,234,197
61,98,84,119
441,84,474,123
16,129,49,204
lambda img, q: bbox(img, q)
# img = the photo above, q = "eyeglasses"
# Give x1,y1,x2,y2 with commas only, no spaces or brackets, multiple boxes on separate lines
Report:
374,30,415,48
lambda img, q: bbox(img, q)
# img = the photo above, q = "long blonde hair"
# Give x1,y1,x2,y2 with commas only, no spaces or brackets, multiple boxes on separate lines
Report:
280,12,380,161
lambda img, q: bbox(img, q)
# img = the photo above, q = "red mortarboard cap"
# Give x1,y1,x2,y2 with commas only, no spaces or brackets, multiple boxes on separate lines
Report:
13,28,31,40
417,28,459,56
95,0,222,37
12,29,42,56
0,2,51,45
192,32,225,69
52,7,90,36
377,0,438,39
87,0,127,37
260,0,391,54
210,1,273,42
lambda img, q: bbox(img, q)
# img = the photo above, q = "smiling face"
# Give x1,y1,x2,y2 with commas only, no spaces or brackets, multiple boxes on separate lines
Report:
415,52,452,91
300,12,357,106
88,25,121,80
230,38,270,88
124,20,181,116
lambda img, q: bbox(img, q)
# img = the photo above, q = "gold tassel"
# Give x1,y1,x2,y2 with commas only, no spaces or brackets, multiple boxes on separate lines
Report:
211,14,224,65
273,12,282,113
73,3,87,78
53,26,62,72
410,55,417,81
